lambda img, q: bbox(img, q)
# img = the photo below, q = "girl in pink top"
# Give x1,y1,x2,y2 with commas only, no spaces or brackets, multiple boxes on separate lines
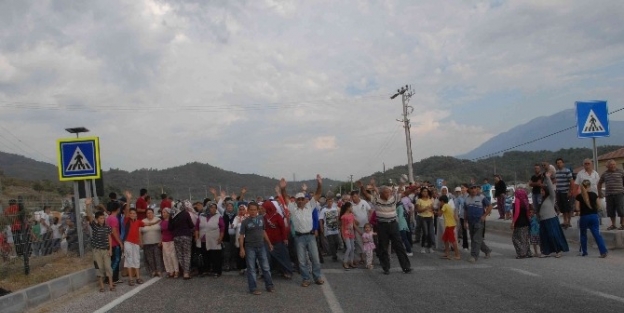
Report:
362,223,376,269
340,202,360,270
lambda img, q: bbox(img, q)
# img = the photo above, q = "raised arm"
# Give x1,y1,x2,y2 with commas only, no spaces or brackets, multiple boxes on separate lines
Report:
279,178,291,205
313,174,323,202
85,198,94,223
357,181,371,202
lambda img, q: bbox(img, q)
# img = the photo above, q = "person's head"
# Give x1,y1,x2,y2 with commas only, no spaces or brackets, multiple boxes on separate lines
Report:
582,158,593,171
146,208,154,219
226,201,235,212
419,187,430,199
555,158,565,169
469,185,479,196
294,192,306,208
340,202,352,217
326,198,334,208
128,208,137,220
342,194,351,202
193,202,203,213
258,204,266,215
145,195,152,204
161,193,167,200
208,203,217,215
529,207,535,217
438,195,449,204
483,178,489,183
43,206,51,213
256,196,263,203
109,192,117,200
238,205,247,216
364,223,373,233
95,211,106,224
53,216,59,224
379,186,392,200
162,208,171,220
247,202,259,217
607,159,617,171
109,201,121,214
493,175,501,182
461,184,468,193
350,191,360,203
440,187,449,196
454,186,461,196
534,163,542,174
140,188,148,197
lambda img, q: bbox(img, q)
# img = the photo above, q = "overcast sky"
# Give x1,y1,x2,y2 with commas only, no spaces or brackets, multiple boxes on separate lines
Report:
1,0,624,181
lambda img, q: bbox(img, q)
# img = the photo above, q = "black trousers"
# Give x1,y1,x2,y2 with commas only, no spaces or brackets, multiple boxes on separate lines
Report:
377,221,411,271
200,243,223,275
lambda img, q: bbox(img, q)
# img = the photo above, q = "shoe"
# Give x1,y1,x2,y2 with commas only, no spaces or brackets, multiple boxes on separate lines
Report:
484,252,491,259
402,268,413,274
406,252,413,257
606,225,616,230
468,257,476,263
426,248,432,254
420,248,426,254
252,290,262,295
383,269,390,275
463,248,468,251
315,279,325,285
600,253,608,258
301,280,311,287
266,287,275,292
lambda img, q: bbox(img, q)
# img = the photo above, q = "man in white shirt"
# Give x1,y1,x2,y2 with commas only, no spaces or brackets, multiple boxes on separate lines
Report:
575,158,600,194
319,198,340,262
39,206,51,256
281,175,325,287
350,191,371,264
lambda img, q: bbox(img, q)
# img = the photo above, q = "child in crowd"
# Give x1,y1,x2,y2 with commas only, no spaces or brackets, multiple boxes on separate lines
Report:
239,202,274,295
529,208,541,257
438,195,461,260
362,223,376,269
50,217,62,253
123,208,160,286
85,208,114,292
340,202,359,270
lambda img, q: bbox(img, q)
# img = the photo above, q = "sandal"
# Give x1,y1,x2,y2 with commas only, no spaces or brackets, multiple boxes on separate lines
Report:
128,280,135,286
439,255,450,260
110,286,116,292
606,225,616,230
342,263,351,271
618,226,624,230
99,287,104,292
555,252,562,258
515,256,525,259
252,290,262,295
136,279,144,284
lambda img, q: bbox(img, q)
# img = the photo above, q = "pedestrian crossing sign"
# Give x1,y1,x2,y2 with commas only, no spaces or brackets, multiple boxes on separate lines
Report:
575,101,610,139
57,137,101,181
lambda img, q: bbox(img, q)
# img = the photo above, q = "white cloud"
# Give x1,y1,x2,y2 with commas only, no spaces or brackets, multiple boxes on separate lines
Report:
0,0,623,180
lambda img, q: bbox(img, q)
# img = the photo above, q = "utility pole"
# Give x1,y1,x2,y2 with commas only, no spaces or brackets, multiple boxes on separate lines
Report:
391,85,415,183
350,175,353,191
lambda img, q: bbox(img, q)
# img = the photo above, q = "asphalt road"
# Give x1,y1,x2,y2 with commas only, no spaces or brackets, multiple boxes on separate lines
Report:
28,231,624,313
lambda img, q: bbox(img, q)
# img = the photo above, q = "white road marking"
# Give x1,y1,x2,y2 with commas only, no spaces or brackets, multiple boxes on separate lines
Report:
565,285,624,304
320,278,344,313
508,267,540,277
93,277,161,313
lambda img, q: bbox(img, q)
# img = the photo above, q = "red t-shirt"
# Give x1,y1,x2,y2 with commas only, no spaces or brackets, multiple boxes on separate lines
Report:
106,215,121,247
264,213,287,244
160,199,172,209
123,217,144,245
341,213,355,239
135,197,148,220
4,205,21,232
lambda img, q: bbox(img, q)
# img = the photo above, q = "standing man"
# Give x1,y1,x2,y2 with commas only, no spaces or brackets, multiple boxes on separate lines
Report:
529,164,544,208
576,159,600,194
454,185,469,251
493,175,507,219
135,188,148,220
39,206,52,256
160,194,172,210
597,159,624,230
555,158,574,229
319,197,340,262
358,179,412,275
463,184,492,263
281,175,324,287
350,190,372,265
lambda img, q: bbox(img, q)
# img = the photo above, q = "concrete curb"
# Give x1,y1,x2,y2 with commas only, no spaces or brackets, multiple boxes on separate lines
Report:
486,217,624,250
0,268,96,313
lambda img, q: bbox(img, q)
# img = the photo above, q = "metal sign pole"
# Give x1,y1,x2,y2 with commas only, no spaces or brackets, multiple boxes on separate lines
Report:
593,138,598,171
74,181,84,257
91,179,100,206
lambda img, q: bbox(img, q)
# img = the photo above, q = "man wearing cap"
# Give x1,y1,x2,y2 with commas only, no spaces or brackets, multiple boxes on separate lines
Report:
357,179,412,275
454,185,469,250
280,175,324,287
350,190,372,264
463,184,492,263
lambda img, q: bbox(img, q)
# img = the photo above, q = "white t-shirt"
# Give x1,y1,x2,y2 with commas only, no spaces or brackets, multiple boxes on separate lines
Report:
288,198,318,233
351,200,371,228
575,169,600,194
319,206,339,236
39,212,50,235
51,224,62,239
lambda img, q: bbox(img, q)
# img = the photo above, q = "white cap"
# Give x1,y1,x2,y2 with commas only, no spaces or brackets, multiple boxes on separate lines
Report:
295,192,306,199
454,187,461,192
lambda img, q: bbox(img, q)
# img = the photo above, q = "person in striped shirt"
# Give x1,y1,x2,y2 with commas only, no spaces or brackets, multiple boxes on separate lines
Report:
597,159,624,230
554,158,574,229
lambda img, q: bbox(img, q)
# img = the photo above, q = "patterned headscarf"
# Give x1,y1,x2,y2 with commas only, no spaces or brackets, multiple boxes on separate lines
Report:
514,189,529,213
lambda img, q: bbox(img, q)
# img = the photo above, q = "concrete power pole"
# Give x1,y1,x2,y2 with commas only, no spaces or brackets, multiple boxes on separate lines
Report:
350,175,353,192
391,85,415,183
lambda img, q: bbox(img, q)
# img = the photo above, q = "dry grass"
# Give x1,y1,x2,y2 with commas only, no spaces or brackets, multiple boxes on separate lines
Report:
0,252,92,292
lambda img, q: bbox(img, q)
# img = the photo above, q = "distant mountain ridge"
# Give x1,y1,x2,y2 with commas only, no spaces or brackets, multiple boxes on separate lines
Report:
458,109,624,160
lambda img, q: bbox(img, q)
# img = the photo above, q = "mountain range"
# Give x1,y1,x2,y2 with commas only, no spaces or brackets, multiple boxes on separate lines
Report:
458,109,624,160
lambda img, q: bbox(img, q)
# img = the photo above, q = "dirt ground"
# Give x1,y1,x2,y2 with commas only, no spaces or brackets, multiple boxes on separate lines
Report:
0,252,92,292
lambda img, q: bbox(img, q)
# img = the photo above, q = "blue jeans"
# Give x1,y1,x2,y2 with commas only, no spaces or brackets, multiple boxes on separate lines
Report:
110,246,122,282
419,217,434,248
532,193,542,209
400,230,412,253
579,214,608,256
269,242,293,275
245,246,273,292
295,234,322,282
343,238,355,263
468,220,491,259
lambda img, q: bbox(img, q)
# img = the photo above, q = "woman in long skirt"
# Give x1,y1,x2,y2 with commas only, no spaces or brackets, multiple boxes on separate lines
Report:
160,209,179,277
511,189,531,258
169,201,195,279
538,173,569,258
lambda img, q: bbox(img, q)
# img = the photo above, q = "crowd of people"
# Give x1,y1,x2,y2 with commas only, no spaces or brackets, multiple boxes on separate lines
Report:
3,157,622,294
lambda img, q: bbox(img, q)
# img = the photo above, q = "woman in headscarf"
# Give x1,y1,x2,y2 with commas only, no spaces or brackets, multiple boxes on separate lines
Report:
169,200,195,279
195,202,224,277
537,172,569,258
141,208,163,277
232,204,249,275
511,189,532,258
575,180,608,258
160,208,178,278
263,200,293,279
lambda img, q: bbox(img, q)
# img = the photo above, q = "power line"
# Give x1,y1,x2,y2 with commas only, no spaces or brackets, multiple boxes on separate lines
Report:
0,124,55,163
471,107,624,161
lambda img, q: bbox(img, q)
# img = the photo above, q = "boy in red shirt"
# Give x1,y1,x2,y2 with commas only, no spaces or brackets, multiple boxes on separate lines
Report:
123,208,158,285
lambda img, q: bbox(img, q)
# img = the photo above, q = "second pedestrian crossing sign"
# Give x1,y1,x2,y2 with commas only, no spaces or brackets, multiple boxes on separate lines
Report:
576,101,610,138
57,137,101,181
